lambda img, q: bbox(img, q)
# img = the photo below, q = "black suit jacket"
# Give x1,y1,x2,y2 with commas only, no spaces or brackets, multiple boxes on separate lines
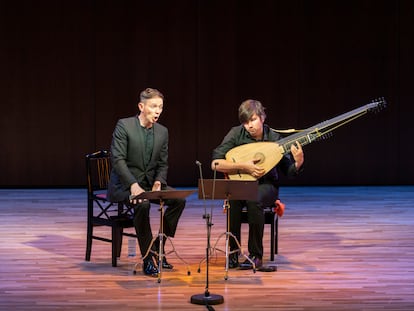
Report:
107,116,169,202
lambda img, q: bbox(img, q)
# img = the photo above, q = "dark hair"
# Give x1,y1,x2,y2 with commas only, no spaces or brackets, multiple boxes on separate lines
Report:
238,99,266,123
139,88,164,103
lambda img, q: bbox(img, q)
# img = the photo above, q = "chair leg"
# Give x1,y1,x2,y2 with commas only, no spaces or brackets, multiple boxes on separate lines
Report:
112,225,124,267
270,215,275,261
112,226,119,267
118,229,124,258
85,221,93,261
275,216,278,255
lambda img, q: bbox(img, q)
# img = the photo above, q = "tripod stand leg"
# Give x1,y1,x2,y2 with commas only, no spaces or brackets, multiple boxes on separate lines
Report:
132,235,158,275
197,231,226,273
133,229,191,280
229,232,256,273
224,232,230,280
132,230,164,281
163,235,191,276
204,230,256,280
157,232,163,283
222,198,256,279
226,232,257,275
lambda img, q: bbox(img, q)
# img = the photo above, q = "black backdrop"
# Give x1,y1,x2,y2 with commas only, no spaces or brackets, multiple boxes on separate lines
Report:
1,0,413,187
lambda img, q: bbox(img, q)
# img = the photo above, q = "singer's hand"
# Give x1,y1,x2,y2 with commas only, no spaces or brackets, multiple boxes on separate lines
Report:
130,182,145,205
152,181,161,191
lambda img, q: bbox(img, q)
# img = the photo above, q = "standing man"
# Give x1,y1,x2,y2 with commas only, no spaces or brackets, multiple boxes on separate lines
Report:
107,87,186,277
211,99,304,269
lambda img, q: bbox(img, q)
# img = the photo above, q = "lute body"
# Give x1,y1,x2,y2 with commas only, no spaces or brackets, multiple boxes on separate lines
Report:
225,98,386,181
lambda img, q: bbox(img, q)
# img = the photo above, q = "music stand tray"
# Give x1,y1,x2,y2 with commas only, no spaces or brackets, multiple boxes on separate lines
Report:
131,189,196,201
199,179,258,200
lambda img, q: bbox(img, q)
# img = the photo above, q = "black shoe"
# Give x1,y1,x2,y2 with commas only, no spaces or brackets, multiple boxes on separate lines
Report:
160,257,174,269
239,255,262,270
143,258,158,277
228,253,239,269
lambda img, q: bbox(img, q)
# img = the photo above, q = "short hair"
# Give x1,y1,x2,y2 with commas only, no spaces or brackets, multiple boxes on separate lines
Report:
238,99,266,123
139,88,164,103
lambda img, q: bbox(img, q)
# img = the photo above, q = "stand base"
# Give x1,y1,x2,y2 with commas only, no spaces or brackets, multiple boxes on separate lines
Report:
191,293,224,305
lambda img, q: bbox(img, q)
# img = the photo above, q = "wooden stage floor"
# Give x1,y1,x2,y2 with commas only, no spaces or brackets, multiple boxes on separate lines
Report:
0,186,413,310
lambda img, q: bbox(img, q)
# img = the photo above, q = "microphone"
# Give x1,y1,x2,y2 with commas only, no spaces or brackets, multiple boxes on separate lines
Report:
212,162,218,201
196,160,206,201
196,160,209,221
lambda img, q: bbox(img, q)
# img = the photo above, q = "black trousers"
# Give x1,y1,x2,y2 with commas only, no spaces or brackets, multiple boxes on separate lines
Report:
130,191,186,259
229,183,278,259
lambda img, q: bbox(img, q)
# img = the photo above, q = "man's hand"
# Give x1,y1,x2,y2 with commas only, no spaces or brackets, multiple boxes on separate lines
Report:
152,181,161,191
244,159,265,179
130,182,145,204
290,141,304,169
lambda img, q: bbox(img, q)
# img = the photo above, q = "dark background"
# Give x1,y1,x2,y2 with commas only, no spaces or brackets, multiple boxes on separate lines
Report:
1,0,413,187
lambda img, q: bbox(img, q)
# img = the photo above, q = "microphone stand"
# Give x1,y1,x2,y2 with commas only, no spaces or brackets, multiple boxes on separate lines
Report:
191,161,224,307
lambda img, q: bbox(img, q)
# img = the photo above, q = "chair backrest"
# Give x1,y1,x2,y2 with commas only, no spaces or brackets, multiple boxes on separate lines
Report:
86,150,111,195
84,150,135,267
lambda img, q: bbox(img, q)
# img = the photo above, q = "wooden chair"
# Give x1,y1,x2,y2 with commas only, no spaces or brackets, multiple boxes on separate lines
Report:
85,150,136,267
241,206,278,261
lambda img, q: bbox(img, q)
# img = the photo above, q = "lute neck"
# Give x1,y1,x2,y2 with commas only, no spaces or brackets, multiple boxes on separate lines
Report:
276,98,386,154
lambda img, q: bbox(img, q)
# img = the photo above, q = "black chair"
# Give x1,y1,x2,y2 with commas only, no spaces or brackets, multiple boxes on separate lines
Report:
85,150,136,267
241,205,278,261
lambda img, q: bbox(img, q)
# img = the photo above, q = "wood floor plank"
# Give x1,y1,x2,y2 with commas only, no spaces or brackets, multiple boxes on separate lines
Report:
0,186,413,310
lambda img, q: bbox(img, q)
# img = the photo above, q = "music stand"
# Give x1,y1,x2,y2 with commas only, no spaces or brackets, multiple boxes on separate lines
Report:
200,179,258,201
202,179,258,280
130,189,195,283
191,179,258,306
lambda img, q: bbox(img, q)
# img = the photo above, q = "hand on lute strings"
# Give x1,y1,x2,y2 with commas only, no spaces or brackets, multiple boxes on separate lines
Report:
246,158,266,179
290,141,304,169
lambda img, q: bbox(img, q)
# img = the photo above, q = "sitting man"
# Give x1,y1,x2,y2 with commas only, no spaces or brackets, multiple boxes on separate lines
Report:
107,87,186,276
211,99,304,269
